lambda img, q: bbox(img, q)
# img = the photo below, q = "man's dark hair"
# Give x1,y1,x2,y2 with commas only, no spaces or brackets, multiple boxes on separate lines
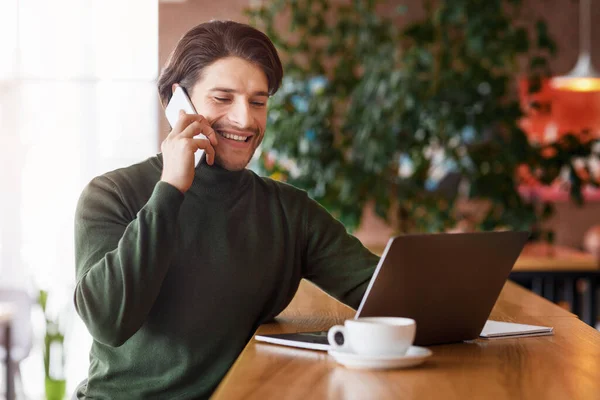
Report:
157,20,283,107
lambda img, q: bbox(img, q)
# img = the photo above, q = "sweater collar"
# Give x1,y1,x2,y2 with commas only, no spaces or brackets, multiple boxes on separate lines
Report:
155,153,251,199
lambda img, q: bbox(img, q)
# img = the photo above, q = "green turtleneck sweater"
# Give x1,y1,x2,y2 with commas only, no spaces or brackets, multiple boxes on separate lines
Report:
74,154,378,399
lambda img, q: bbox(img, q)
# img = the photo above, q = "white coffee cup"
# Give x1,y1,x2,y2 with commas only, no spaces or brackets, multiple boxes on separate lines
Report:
327,317,416,356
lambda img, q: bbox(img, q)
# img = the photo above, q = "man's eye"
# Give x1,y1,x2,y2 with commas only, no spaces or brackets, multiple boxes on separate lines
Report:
251,102,266,107
215,97,230,102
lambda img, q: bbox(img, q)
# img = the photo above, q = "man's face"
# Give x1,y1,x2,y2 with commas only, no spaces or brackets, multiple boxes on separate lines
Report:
187,56,269,171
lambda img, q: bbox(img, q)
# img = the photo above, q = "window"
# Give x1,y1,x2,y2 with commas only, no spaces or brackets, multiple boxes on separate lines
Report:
0,0,159,396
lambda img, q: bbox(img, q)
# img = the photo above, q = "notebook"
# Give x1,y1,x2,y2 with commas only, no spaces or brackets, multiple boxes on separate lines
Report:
479,320,554,339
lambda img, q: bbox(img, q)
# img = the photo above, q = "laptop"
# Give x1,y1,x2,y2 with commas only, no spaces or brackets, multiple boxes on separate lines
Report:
255,230,530,350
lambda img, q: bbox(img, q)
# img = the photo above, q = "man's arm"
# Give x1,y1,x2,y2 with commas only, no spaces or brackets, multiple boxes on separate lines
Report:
75,110,218,347
74,177,184,347
302,196,379,309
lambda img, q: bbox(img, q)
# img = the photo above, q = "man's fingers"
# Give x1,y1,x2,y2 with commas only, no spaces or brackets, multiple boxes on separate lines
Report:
169,111,198,135
166,111,219,165
168,112,205,135
167,111,219,146
191,138,216,165
202,126,219,146
178,119,212,141
178,118,218,146
190,122,218,147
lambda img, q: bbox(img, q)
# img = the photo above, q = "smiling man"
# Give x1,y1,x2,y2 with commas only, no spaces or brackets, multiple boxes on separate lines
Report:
73,21,378,399
164,56,269,175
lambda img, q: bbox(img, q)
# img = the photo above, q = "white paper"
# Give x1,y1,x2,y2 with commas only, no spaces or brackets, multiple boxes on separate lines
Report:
480,320,554,339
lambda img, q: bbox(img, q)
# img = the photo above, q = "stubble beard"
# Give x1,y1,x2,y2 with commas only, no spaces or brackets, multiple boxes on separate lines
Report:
211,123,263,171
214,150,254,171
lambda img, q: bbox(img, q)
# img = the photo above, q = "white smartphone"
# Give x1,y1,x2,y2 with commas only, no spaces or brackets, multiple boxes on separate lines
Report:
165,85,206,166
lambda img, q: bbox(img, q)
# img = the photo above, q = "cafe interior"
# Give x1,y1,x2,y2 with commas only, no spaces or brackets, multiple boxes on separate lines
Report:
1,0,600,399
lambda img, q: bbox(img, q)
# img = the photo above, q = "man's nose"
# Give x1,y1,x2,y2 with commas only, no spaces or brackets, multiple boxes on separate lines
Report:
229,100,251,128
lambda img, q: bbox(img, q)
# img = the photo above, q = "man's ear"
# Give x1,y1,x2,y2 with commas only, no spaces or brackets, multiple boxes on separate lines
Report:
171,83,180,95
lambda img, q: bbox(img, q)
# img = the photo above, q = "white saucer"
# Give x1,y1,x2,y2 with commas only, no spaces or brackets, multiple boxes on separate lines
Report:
328,346,432,370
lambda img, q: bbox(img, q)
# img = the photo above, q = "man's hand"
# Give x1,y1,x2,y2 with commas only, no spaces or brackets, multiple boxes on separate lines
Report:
160,110,219,193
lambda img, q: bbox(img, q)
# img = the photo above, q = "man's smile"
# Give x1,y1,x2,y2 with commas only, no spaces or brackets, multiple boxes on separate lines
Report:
216,129,254,143
214,128,259,149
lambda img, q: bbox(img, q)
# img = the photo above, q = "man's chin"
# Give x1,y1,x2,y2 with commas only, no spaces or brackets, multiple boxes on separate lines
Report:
214,154,252,171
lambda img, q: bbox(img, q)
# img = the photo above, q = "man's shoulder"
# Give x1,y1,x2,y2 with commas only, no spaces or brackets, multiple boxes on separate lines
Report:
102,155,161,186
90,155,161,192
81,155,162,211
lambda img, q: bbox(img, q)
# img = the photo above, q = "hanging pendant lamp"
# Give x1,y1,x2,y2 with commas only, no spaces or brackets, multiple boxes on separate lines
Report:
551,0,600,92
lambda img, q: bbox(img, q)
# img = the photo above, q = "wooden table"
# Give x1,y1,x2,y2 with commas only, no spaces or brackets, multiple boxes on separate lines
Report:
514,242,598,271
511,242,599,326
212,280,600,400
0,303,15,400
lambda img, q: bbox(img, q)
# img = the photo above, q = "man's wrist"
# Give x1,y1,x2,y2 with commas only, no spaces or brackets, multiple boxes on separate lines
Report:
160,177,186,194
144,181,186,219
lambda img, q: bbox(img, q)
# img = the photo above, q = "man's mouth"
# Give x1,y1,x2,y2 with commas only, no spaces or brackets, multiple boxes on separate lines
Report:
216,130,253,143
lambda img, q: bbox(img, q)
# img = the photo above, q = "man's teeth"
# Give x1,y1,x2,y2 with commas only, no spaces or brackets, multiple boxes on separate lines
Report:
218,131,249,142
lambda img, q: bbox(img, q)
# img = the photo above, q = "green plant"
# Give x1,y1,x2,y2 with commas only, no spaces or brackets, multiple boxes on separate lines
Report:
39,290,66,400
247,0,598,237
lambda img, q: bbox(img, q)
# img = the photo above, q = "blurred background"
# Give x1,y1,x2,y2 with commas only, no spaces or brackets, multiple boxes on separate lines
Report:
1,0,600,398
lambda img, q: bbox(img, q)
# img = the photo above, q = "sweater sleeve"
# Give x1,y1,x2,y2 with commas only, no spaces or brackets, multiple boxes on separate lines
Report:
302,196,379,309
74,177,184,347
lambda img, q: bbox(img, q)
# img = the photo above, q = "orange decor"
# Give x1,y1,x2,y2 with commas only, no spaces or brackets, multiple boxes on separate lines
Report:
517,78,600,202
518,78,600,144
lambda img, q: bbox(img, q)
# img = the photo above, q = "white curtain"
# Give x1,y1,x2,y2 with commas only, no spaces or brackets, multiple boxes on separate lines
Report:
0,0,159,396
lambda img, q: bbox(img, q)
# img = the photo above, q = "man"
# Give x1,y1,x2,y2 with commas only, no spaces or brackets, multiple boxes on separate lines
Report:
74,20,378,399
